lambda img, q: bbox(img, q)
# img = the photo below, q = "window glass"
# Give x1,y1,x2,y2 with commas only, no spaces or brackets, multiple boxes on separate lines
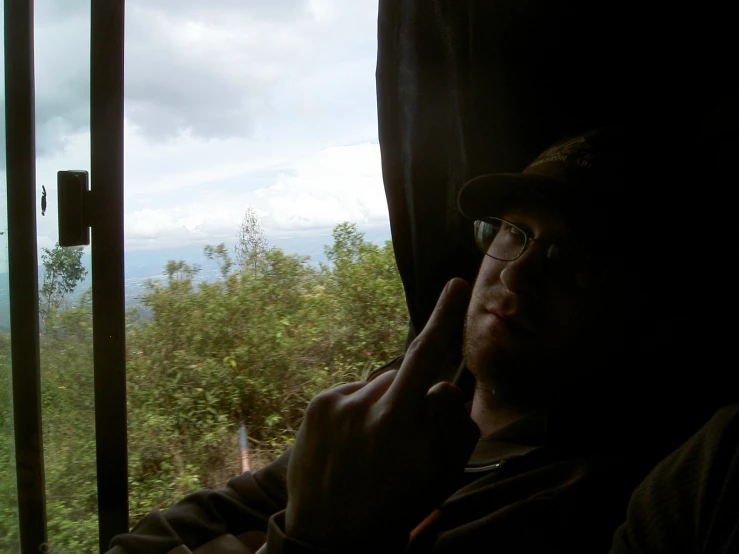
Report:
122,0,409,526
35,1,98,551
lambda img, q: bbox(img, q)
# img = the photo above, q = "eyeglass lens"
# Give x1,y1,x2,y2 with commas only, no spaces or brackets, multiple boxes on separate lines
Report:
473,218,598,289
474,218,526,261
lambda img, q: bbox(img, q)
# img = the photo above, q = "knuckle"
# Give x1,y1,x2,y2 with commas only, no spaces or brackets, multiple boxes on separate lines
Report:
428,381,461,401
339,394,369,414
377,398,397,420
404,339,423,358
306,390,339,418
411,333,446,358
372,369,398,389
405,336,439,362
369,401,396,430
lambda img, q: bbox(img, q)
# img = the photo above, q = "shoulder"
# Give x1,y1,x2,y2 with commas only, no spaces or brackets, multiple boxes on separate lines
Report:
609,403,739,554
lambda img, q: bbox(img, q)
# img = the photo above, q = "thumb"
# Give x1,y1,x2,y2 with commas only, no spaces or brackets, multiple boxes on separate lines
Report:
426,381,480,452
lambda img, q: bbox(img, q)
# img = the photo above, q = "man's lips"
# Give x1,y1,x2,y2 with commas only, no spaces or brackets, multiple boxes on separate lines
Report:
484,307,535,336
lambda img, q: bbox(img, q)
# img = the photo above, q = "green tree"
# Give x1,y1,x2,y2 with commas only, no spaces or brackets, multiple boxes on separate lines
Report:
234,207,270,278
204,243,233,279
123,221,409,525
39,297,98,553
0,331,21,553
39,243,87,322
323,223,409,375
0,218,412,552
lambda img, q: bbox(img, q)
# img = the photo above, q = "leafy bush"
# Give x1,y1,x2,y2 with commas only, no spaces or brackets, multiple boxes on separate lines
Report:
0,221,409,553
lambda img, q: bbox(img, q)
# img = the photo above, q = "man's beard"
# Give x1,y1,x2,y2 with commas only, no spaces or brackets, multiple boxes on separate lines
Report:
462,318,591,413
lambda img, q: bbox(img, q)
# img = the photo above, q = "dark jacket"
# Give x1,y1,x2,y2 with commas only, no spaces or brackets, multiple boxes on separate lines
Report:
609,404,739,554
107,350,738,554
107,410,647,553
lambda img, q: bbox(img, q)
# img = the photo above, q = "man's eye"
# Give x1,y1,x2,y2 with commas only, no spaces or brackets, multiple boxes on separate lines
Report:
506,225,525,239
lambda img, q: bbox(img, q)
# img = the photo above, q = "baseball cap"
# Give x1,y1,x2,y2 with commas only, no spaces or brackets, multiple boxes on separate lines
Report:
457,125,629,243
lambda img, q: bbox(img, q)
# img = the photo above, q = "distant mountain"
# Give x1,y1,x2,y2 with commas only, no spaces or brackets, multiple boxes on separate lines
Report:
0,225,392,333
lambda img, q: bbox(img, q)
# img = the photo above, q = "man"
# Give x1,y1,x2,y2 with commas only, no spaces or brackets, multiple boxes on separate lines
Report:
108,126,709,553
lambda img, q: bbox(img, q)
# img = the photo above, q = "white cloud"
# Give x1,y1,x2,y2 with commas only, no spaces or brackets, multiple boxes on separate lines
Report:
123,0,378,142
123,142,388,250
255,143,388,234
25,0,388,257
124,198,249,250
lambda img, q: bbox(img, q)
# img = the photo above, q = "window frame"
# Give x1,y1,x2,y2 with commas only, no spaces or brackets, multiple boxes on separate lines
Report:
4,1,129,552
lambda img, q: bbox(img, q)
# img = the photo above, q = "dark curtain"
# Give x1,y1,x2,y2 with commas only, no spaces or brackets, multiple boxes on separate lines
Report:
376,0,737,339
375,1,739,453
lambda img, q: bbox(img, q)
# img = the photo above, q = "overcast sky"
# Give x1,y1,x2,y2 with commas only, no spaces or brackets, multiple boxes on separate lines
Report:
1,0,387,263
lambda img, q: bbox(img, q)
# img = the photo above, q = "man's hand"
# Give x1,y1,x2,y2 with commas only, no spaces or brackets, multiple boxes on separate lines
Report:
285,278,480,551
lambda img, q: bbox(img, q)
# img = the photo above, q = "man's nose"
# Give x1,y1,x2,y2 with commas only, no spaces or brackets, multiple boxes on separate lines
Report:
499,243,547,295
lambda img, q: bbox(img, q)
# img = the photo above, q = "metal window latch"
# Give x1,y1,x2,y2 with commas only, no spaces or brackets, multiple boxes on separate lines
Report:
57,170,91,246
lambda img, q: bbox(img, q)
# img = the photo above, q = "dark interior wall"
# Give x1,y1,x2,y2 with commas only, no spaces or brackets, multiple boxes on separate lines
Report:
376,0,737,339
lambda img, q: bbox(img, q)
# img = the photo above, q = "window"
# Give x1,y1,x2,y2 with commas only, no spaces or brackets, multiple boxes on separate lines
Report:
4,2,407,552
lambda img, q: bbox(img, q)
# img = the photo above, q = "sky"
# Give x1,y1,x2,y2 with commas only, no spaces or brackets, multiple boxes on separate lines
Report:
1,0,389,272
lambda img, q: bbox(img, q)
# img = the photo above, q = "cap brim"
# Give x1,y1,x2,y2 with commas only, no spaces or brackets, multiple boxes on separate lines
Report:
457,173,565,220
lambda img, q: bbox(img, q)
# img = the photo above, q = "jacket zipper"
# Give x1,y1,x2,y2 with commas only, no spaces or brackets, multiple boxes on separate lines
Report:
464,459,506,473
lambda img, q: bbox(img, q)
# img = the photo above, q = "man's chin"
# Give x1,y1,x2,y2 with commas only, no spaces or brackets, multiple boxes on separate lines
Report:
465,344,559,411
464,333,535,381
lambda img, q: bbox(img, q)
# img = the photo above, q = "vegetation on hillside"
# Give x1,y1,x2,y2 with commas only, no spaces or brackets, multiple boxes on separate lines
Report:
0,214,409,553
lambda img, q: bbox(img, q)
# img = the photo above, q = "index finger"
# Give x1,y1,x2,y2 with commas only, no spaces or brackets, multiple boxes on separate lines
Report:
385,278,471,407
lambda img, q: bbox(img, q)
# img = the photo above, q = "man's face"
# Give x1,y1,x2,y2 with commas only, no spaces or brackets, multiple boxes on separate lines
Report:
463,201,616,410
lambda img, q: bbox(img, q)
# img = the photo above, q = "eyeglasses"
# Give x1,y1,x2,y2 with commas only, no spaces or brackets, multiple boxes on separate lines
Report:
473,217,599,289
